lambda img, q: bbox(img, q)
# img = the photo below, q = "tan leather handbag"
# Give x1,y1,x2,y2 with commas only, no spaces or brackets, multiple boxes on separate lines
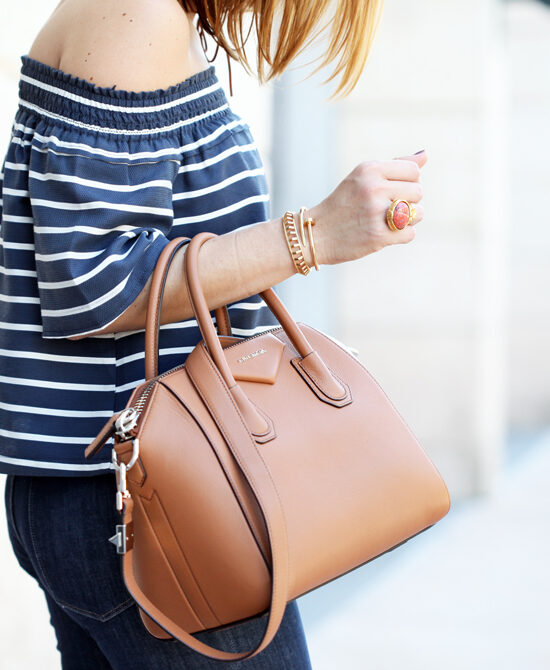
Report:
86,232,450,662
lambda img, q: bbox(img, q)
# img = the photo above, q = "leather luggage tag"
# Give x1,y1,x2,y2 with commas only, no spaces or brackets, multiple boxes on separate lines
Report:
223,332,285,384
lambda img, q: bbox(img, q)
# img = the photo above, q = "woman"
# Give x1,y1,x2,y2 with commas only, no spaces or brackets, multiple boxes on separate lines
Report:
1,0,426,667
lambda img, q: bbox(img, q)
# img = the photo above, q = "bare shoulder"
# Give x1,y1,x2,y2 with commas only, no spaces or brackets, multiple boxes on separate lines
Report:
28,0,208,92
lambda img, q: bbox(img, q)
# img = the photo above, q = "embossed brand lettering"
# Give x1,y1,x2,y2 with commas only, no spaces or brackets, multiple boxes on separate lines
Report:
237,348,267,364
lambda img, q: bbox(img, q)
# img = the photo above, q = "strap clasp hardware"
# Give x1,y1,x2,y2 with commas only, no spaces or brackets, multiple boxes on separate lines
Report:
111,438,139,511
108,524,128,554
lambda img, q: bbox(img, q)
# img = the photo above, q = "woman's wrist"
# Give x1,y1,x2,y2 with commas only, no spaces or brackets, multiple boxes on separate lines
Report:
277,207,326,273
302,204,329,267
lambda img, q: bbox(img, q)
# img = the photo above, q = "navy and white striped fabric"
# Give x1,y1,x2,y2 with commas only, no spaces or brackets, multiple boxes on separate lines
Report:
0,55,277,476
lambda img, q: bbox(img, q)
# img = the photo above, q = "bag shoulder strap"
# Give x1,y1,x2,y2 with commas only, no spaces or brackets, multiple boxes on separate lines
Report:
122,233,291,662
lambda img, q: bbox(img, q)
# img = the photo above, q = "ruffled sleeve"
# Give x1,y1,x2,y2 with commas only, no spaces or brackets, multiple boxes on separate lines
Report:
29,147,176,338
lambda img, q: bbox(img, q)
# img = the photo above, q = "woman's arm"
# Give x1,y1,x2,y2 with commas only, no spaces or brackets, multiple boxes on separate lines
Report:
88,149,427,336
92,215,304,335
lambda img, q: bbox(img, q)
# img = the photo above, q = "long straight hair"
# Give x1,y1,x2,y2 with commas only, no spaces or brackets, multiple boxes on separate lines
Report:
181,1,385,97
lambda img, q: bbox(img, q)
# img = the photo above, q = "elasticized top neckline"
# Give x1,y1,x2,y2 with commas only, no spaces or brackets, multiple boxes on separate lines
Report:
18,55,229,134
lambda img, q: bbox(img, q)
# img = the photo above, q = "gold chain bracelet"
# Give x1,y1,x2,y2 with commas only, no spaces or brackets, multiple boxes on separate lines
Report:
282,211,311,276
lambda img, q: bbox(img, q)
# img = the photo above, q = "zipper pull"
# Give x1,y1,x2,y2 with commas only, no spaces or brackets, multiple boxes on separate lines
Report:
84,413,120,459
115,408,139,441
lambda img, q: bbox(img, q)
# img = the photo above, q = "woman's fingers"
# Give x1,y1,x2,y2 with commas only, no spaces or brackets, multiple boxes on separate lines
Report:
392,226,417,245
380,158,423,181
393,150,428,170
406,203,424,226
387,180,424,203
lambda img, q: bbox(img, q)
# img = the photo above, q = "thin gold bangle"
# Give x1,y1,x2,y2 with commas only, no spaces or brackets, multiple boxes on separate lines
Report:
282,211,311,276
304,217,320,271
299,206,320,271
298,206,307,248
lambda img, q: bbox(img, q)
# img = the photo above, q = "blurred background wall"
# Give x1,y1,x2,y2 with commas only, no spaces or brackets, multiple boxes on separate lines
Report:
275,0,550,499
0,0,549,667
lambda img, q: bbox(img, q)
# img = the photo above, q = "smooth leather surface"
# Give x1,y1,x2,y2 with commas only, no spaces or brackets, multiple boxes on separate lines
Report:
88,234,451,661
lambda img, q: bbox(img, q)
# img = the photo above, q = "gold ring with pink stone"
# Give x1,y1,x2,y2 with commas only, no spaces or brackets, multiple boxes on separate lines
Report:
386,199,416,231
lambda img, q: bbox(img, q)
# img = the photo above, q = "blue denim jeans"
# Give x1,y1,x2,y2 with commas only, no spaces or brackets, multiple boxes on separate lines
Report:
4,474,312,670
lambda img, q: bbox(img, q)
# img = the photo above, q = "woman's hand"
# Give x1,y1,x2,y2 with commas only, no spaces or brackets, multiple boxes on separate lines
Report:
308,150,428,266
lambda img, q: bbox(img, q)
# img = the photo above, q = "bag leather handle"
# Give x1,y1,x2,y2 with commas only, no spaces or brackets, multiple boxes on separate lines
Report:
184,233,347,433
144,237,233,381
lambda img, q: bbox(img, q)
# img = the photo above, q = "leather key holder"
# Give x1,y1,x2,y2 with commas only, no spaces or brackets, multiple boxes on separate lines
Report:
86,233,450,662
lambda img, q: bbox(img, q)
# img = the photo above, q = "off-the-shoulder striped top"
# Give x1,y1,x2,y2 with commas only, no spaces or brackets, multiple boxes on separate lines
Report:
0,55,277,476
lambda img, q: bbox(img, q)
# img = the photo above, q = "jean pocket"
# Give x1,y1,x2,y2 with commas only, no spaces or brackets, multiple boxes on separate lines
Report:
28,474,134,622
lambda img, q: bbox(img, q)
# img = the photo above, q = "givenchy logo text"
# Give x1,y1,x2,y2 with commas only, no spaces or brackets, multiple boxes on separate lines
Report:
237,348,267,364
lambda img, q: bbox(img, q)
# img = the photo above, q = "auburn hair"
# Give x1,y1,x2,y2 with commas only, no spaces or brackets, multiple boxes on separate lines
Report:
179,1,385,97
